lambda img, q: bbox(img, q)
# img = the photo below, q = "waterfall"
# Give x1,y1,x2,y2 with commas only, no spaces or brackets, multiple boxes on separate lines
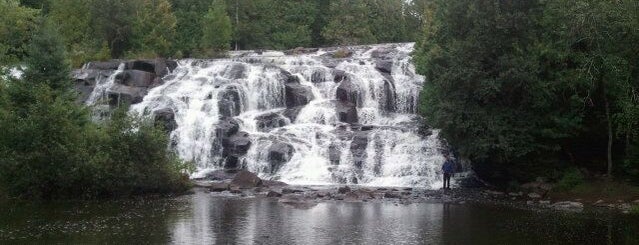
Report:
84,43,447,188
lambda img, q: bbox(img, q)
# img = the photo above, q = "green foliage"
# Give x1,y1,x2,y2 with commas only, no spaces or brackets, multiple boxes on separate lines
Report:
555,168,586,191
414,0,639,182
88,0,136,58
322,0,376,46
0,0,39,65
0,22,190,199
21,20,72,92
200,0,232,56
170,0,211,57
631,205,639,215
131,0,177,58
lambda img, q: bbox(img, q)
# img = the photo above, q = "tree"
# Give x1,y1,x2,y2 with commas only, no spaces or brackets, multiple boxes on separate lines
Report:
170,0,211,57
200,0,232,55
88,0,136,58
20,20,72,92
132,0,177,57
0,0,38,65
322,0,376,46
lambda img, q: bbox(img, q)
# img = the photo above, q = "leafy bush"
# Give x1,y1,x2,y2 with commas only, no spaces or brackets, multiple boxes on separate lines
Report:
631,205,639,215
555,168,586,191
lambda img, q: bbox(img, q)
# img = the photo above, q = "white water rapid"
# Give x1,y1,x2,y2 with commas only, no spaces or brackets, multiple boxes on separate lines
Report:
85,43,447,188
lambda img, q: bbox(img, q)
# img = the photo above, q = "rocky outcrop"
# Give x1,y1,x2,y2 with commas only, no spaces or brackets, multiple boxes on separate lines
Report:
255,112,289,132
230,170,263,188
336,78,362,107
267,142,295,173
73,59,177,105
218,85,243,117
334,100,358,124
285,76,314,108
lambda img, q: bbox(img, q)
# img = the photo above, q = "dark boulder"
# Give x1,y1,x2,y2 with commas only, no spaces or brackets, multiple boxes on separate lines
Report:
338,186,351,194
332,69,347,83
153,58,178,77
267,142,295,173
382,80,396,112
209,182,230,192
216,117,240,137
350,131,369,168
267,191,283,197
153,108,177,132
334,101,358,124
218,85,243,117
107,84,147,106
126,60,155,73
336,79,362,107
115,70,156,87
85,61,122,70
223,156,242,169
375,60,393,74
370,47,396,60
255,112,289,132
285,83,314,108
222,131,252,157
230,170,263,188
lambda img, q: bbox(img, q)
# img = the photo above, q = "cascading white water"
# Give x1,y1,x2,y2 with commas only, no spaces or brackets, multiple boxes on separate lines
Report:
87,43,447,188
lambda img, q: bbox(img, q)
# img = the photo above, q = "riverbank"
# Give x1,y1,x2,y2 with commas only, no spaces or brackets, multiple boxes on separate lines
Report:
192,170,639,215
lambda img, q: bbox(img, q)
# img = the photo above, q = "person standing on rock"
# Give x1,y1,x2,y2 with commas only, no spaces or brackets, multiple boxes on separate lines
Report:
442,154,455,189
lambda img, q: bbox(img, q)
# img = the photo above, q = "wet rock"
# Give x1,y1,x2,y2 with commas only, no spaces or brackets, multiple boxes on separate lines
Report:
198,169,239,181
594,200,607,207
282,106,304,122
218,86,243,117
222,131,252,157
384,192,401,199
230,170,263,189
107,84,147,106
267,191,283,197
350,131,369,168
375,60,393,74
126,60,156,73
116,70,156,87
331,48,353,58
485,190,505,196
255,112,289,132
310,70,327,83
285,83,314,108
370,47,396,60
551,201,584,212
263,180,288,187
338,186,351,194
282,188,305,194
382,80,396,112
85,60,123,70
267,142,295,173
216,117,240,137
334,101,358,123
285,47,319,55
209,182,229,192
153,108,177,132
336,78,362,107
332,69,347,83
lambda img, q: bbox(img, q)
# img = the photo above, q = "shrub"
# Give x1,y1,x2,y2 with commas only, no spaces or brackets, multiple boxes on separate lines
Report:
555,168,586,191
631,205,639,215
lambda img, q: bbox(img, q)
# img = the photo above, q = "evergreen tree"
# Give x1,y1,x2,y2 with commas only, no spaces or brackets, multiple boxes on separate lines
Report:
0,0,38,65
21,20,72,92
132,0,177,57
88,0,136,58
200,0,232,55
322,0,376,46
171,0,211,57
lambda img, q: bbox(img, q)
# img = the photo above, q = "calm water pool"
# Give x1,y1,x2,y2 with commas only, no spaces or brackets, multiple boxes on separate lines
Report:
0,190,637,244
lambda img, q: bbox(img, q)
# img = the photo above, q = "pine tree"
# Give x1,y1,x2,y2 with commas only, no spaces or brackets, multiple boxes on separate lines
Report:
200,0,232,56
322,0,376,46
21,20,71,92
132,0,177,58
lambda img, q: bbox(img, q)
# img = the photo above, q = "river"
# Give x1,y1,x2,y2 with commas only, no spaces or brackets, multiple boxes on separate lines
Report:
1,189,637,244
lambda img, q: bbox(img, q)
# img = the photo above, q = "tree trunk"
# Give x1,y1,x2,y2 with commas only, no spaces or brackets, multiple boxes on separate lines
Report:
604,93,613,177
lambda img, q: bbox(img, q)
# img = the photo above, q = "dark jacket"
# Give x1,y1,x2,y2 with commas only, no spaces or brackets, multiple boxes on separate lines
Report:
442,159,455,174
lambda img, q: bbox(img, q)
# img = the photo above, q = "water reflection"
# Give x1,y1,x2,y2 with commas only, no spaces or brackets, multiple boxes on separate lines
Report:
1,190,638,244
